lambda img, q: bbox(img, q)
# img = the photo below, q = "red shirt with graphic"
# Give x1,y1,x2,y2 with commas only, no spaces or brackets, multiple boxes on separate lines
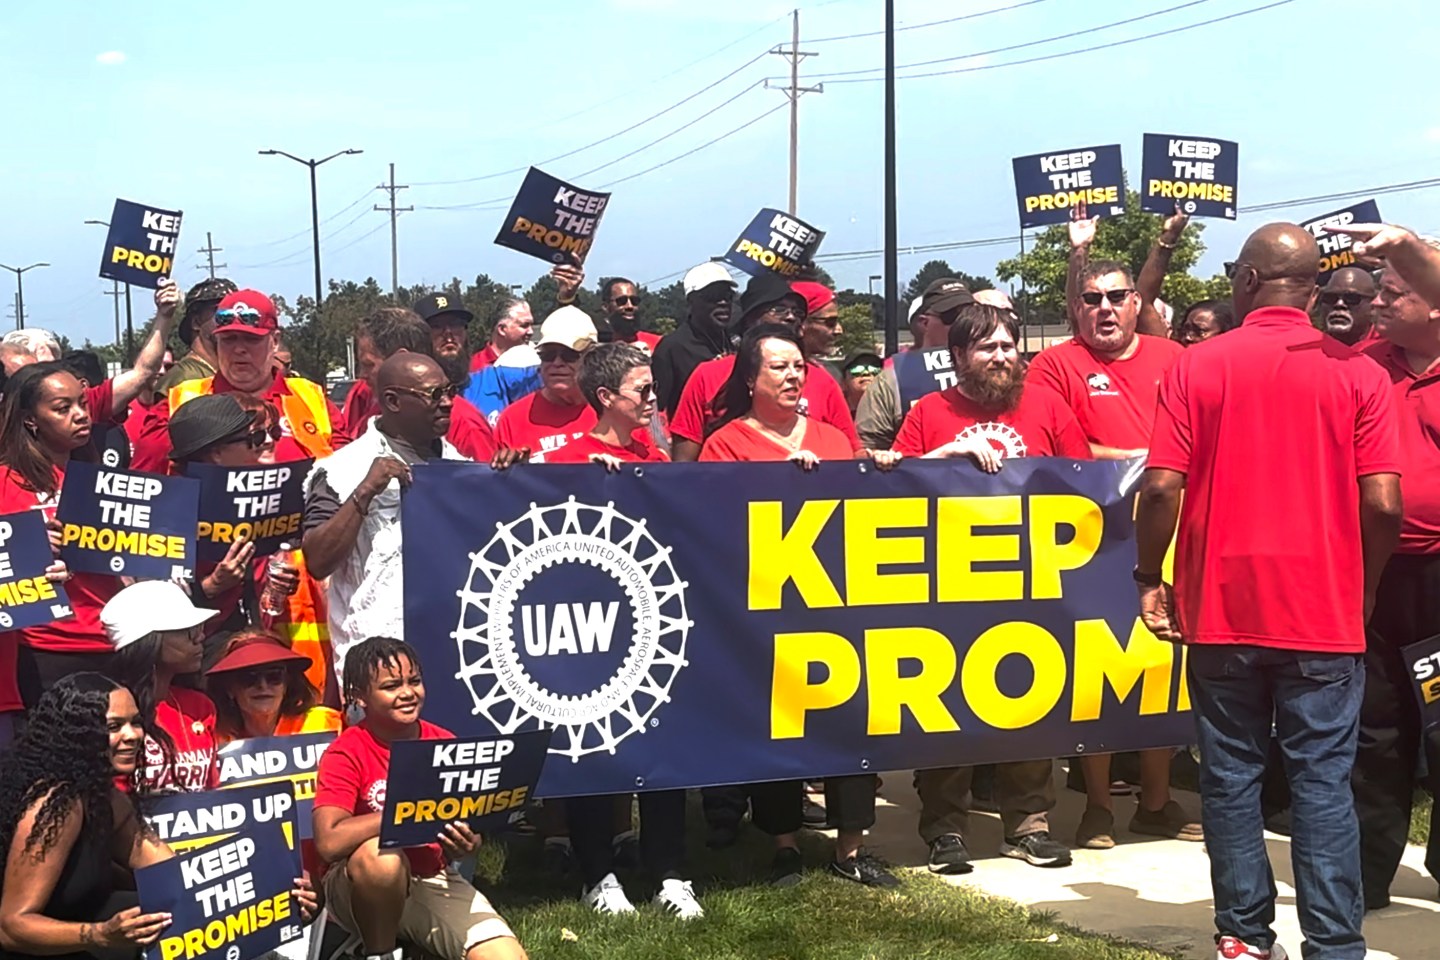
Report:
892,385,1091,459
546,433,670,463
140,687,220,794
314,720,453,877
1027,335,1183,450
670,356,860,451
495,391,653,463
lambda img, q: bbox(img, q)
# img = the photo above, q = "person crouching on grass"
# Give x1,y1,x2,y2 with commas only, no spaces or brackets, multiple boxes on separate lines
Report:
312,637,526,960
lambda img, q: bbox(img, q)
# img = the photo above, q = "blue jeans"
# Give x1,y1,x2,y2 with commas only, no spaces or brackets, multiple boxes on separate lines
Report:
1188,645,1365,960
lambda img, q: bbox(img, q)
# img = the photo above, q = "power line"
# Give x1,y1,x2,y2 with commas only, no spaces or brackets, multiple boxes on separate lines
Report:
327,218,392,256
1239,177,1440,214
233,205,376,269
375,163,412,298
228,187,376,250
806,0,1055,43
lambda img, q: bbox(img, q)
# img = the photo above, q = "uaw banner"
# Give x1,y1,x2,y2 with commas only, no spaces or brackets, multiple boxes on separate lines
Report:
0,509,71,630
402,458,1191,798
186,462,309,564
1404,636,1440,734
137,820,303,960
1011,145,1125,229
218,731,336,841
145,782,300,853
1302,200,1382,285
99,199,183,289
56,462,199,579
1140,133,1239,219
722,209,825,279
893,347,957,411
494,167,610,265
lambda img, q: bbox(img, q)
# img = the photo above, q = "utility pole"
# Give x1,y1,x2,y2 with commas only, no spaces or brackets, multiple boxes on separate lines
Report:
197,232,226,279
0,263,48,331
882,0,898,356
259,148,364,311
103,281,122,346
765,9,822,215
374,163,412,300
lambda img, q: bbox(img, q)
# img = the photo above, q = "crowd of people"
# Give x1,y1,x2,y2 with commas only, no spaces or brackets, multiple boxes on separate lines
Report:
0,209,1435,960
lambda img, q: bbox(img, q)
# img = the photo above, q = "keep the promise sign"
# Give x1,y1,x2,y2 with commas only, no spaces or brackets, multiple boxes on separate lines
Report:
1011,144,1125,229
1301,200,1382,286
218,731,336,842
1140,133,1239,219
722,208,825,279
56,462,199,580
186,461,308,564
99,199,183,289
0,509,70,630
495,167,610,265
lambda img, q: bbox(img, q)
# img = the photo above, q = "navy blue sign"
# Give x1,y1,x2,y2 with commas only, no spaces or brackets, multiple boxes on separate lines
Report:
494,167,610,265
56,462,199,580
1404,636,1440,734
1140,133,1239,219
1011,145,1125,229
99,198,183,289
0,509,71,631
218,731,336,842
144,782,299,853
138,820,304,960
186,461,308,564
722,208,825,279
379,730,553,848
1302,200,1383,286
402,458,1191,798
893,346,957,412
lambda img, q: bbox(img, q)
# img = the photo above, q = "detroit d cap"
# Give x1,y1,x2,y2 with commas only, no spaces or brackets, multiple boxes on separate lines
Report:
413,292,475,325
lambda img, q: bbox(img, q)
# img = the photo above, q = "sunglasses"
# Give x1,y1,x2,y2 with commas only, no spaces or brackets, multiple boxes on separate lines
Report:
392,383,458,406
807,315,841,329
214,306,268,328
1079,289,1135,306
623,382,657,401
847,365,881,376
696,289,734,305
1319,291,1368,308
610,295,638,306
222,425,282,450
238,667,287,688
538,346,582,364
761,304,801,321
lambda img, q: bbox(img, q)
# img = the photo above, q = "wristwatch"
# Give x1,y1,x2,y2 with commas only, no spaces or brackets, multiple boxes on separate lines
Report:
1132,566,1163,587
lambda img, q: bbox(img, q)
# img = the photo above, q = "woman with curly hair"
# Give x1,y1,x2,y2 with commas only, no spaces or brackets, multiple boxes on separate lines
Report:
0,673,174,958
206,630,340,743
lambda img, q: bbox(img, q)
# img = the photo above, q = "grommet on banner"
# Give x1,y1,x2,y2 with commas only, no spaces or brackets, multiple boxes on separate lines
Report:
857,462,869,474
635,777,646,788
860,758,871,770
633,466,645,477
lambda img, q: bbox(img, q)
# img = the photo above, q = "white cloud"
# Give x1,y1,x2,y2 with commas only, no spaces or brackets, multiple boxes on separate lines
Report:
95,51,126,66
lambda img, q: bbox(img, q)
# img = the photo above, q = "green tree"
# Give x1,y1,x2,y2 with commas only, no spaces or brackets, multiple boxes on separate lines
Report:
904,260,994,302
831,304,881,359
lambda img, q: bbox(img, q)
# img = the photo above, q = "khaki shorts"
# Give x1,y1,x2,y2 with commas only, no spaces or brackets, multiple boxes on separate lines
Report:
324,857,514,958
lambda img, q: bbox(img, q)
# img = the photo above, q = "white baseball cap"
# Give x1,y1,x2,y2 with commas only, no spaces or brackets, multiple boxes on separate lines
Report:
907,298,926,323
536,306,598,352
682,262,737,297
101,580,218,650
495,342,540,368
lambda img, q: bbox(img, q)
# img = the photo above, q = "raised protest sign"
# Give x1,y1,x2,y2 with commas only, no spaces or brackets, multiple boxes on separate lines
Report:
0,509,70,630
722,209,825,279
893,347,957,411
1140,134,1239,219
494,167,609,265
138,820,304,960
380,730,552,848
1404,636,1440,734
403,458,1192,798
186,462,308,564
57,462,199,580
99,199,183,289
146,782,299,853
1011,145,1125,229
218,731,335,842
1302,200,1382,285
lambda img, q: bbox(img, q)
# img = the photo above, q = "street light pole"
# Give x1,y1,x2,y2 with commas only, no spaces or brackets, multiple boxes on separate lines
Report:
0,263,49,330
258,148,364,312
84,219,133,360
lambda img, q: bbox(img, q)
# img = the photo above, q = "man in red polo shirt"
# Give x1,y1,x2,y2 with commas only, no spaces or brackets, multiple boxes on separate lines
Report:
469,298,535,372
1137,223,1401,960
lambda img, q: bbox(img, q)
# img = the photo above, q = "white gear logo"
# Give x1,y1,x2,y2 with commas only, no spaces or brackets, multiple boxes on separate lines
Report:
955,422,1027,458
452,497,691,763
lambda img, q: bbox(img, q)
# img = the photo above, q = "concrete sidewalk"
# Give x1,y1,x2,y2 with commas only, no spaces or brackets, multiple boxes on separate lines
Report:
857,766,1437,959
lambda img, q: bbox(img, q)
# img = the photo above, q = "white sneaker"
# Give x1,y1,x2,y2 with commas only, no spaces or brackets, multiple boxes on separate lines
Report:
1217,936,1288,960
582,873,635,914
653,878,704,919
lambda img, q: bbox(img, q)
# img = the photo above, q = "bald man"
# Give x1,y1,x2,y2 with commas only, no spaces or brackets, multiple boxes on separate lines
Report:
1136,223,1401,960
1315,266,1379,345
302,352,468,670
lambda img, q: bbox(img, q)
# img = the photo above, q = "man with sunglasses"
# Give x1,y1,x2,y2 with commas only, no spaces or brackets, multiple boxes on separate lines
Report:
1312,267,1378,346
302,353,468,671
652,263,738,420
841,352,882,415
792,281,843,368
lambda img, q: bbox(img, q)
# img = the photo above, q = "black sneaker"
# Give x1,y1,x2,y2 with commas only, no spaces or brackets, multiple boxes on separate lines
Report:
612,831,640,870
770,847,804,887
830,854,901,888
802,796,828,827
926,834,973,875
542,839,574,877
1000,831,1072,868
706,820,740,850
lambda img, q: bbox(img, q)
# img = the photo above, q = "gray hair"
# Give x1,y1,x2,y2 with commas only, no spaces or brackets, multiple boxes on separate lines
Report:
494,298,529,326
2,329,60,361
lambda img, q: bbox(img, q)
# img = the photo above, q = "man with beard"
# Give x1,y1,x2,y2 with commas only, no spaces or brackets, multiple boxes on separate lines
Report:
1315,267,1379,346
652,263,737,419
413,292,477,389
890,303,1084,875
792,281,843,368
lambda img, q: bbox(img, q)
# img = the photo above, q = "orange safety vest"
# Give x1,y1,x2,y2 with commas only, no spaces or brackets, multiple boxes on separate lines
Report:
168,376,339,707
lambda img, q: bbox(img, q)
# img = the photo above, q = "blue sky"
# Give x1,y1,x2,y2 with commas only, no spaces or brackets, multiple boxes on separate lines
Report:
4,0,1437,344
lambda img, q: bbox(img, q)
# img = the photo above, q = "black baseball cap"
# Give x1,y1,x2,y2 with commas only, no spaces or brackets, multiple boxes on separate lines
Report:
739,273,808,323
843,352,883,375
180,277,239,344
413,292,475,326
917,278,975,317
168,394,255,461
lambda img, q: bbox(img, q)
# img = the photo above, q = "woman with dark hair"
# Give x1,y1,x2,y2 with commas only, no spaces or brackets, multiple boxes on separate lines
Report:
0,363,120,721
207,630,340,743
102,582,220,795
698,324,902,889
0,673,174,958
1175,299,1237,346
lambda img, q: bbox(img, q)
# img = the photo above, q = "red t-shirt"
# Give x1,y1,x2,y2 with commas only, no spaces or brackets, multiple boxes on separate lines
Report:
83,380,118,427
892,385,1092,459
342,380,497,461
495,391,651,463
546,433,670,464
1148,306,1401,652
630,331,663,355
1028,334,1183,450
314,720,453,878
140,687,220,794
1362,340,1440,554
469,344,500,373
699,418,855,463
670,356,861,452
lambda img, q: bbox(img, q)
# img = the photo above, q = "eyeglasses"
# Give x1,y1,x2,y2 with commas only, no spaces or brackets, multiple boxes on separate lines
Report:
621,382,657,401
538,346,582,364
238,667,287,688
847,365,881,376
391,383,458,406
610,295,638,306
1319,291,1368,308
695,288,733,305
1079,289,1135,306
760,304,801,321
807,315,841,329
222,425,282,450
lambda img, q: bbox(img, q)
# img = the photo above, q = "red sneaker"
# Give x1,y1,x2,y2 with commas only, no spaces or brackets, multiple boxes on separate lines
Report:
1217,936,1288,960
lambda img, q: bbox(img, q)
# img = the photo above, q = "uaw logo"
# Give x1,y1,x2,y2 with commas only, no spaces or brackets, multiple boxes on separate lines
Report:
954,422,1027,458
452,497,691,762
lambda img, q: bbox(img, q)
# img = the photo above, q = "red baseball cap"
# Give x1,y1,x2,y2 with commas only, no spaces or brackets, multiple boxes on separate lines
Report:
213,290,279,336
206,634,311,677
791,281,835,316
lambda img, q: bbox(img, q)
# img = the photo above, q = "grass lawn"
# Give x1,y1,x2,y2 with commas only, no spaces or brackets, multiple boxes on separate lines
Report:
470,800,1178,960
1411,791,1433,846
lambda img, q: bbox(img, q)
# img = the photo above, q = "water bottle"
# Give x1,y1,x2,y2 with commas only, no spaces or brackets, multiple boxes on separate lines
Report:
259,543,296,618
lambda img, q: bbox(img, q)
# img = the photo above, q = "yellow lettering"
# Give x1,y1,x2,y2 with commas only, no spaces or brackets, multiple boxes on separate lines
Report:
936,496,1022,602
864,627,960,735
393,801,415,823
747,500,842,610
771,632,860,739
1070,618,1175,721
1029,494,1103,599
843,498,928,606
962,622,1066,729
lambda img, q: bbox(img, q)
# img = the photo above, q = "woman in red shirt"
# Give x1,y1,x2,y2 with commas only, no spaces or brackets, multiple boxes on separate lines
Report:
207,630,341,743
0,363,119,718
102,581,221,795
699,324,903,888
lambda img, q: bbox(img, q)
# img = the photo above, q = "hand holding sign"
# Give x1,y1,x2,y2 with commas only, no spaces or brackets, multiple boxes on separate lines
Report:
551,262,584,303
203,537,255,597
437,820,481,860
1068,200,1098,249
1160,202,1190,246
155,279,180,322
92,905,173,948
